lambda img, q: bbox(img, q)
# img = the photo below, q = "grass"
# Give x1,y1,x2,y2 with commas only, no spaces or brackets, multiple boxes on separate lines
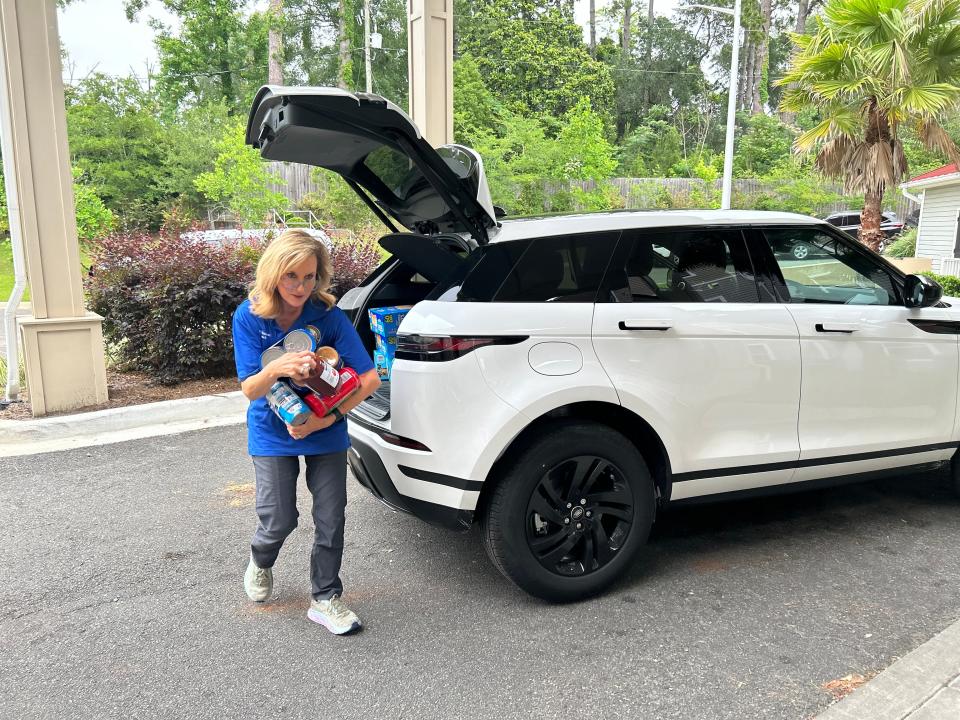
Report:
0,238,29,303
0,351,27,392
0,239,94,305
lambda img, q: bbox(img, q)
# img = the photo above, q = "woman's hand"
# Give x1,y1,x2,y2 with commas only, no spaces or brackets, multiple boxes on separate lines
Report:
267,350,316,384
287,411,336,440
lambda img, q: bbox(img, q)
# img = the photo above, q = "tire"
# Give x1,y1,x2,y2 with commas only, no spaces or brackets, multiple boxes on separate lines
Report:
949,452,960,497
480,421,656,602
792,243,810,260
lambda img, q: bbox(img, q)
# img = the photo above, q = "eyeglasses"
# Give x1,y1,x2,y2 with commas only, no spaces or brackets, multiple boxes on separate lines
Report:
279,276,318,292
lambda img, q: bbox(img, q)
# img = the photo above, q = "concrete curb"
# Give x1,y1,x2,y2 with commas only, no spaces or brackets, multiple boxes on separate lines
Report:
815,617,960,720
0,391,248,457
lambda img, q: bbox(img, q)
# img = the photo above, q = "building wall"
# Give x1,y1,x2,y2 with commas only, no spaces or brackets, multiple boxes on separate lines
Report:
916,183,960,272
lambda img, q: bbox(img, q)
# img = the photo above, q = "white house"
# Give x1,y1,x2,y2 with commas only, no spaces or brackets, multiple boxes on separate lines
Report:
900,163,960,273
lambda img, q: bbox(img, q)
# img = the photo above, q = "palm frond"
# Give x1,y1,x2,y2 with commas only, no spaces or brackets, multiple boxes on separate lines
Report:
796,110,863,153
812,78,870,99
897,83,960,113
815,136,858,182
893,139,909,179
918,117,960,164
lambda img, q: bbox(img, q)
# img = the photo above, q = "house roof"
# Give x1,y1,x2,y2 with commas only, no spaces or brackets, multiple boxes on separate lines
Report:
902,163,960,190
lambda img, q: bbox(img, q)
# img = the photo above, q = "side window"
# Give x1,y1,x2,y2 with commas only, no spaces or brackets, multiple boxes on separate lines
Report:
437,232,619,303
606,228,760,303
762,228,900,306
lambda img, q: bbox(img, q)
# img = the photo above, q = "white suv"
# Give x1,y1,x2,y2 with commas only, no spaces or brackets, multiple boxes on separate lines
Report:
248,87,960,601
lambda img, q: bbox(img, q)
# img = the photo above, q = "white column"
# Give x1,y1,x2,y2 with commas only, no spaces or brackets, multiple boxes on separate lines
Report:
0,0,107,415
407,0,453,147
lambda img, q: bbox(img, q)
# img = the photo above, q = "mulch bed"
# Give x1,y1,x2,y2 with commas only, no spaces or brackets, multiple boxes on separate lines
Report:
0,369,240,421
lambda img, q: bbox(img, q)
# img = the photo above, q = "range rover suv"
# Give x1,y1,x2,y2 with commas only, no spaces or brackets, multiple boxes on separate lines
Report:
247,87,960,601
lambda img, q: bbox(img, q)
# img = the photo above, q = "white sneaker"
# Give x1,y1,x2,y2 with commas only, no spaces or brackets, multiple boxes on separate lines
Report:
307,595,362,635
243,554,273,602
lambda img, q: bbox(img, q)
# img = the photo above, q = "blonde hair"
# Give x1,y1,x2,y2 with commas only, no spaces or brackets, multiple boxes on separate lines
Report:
249,229,337,318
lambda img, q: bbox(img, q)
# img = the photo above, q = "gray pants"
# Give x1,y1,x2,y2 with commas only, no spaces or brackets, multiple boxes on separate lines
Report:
250,452,348,600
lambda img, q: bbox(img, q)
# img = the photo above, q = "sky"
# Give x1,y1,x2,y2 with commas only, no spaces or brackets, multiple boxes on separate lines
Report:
58,0,682,82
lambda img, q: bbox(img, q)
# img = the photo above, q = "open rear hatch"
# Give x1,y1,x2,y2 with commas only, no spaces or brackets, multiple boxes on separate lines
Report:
245,85,496,243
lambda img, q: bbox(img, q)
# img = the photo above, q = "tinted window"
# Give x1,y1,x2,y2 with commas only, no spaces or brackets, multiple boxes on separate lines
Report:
763,228,900,306
606,228,760,303
435,232,619,303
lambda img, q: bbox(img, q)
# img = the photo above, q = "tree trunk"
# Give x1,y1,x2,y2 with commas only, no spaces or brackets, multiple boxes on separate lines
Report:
338,0,350,90
795,0,810,33
623,0,632,59
641,0,654,105
860,103,891,252
589,0,596,56
751,0,772,114
780,0,811,125
268,0,283,85
861,188,885,252
738,41,753,112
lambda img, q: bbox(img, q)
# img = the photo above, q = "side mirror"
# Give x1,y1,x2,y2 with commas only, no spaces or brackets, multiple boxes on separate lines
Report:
904,274,943,308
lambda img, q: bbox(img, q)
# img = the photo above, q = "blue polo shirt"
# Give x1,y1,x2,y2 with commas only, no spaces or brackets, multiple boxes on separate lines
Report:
232,299,375,457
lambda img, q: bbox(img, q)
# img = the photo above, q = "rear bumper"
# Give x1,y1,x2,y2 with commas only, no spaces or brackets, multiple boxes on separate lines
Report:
347,418,477,532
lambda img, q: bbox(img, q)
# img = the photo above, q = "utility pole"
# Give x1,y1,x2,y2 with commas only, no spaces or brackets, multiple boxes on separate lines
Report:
364,0,372,93
692,0,741,210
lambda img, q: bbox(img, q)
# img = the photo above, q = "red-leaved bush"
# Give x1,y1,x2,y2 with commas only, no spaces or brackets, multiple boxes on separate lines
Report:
85,226,381,385
86,227,259,385
327,228,382,298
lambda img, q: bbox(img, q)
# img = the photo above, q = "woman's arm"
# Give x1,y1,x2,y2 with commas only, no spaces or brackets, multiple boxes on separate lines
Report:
336,368,381,415
286,369,380,440
240,350,317,401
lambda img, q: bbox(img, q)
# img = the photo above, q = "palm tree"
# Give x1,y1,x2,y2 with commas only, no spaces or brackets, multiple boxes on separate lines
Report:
778,0,960,250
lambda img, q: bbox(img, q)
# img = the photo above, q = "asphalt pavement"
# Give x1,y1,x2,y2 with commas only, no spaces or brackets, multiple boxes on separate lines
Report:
3,425,960,720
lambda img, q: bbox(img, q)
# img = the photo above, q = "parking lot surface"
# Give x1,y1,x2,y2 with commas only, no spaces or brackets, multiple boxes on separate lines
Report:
3,425,959,719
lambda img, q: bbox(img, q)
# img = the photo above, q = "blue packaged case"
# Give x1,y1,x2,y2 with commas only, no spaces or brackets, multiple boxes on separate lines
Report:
374,332,398,359
368,306,411,336
374,350,393,381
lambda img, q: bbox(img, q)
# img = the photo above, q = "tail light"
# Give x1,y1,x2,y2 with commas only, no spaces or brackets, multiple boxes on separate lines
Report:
395,334,528,362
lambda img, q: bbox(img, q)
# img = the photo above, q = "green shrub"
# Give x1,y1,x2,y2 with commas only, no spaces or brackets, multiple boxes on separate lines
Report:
883,229,917,258
921,272,960,297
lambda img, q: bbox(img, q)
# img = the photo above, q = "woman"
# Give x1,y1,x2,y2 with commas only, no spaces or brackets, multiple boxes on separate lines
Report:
232,229,380,635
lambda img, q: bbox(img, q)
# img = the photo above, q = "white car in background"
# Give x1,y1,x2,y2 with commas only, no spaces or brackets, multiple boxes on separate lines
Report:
248,86,960,601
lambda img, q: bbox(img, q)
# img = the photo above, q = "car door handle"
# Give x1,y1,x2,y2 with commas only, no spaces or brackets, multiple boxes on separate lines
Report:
815,322,858,334
619,320,672,331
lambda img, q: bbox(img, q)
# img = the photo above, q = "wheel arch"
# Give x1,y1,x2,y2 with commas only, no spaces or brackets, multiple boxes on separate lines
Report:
477,401,674,516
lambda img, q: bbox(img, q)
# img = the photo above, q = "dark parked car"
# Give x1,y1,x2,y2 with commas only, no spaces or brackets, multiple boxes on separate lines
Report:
825,211,905,241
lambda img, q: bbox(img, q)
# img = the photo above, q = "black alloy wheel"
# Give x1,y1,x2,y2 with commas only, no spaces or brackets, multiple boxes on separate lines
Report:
525,455,634,577
481,421,656,601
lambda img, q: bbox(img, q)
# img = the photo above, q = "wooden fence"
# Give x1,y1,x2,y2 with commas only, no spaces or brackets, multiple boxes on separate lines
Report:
264,161,918,220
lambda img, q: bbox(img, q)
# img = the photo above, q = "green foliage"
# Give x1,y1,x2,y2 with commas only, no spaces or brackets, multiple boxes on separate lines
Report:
626,182,676,209
611,15,711,139
299,169,380,230
921,272,960,298
72,179,116,243
779,0,960,195
127,0,269,115
742,160,847,216
160,101,233,215
884,229,918,258
453,54,504,148
617,107,683,176
194,121,289,227
282,0,409,105
65,74,169,230
552,99,618,181
734,114,796,178
456,0,615,128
